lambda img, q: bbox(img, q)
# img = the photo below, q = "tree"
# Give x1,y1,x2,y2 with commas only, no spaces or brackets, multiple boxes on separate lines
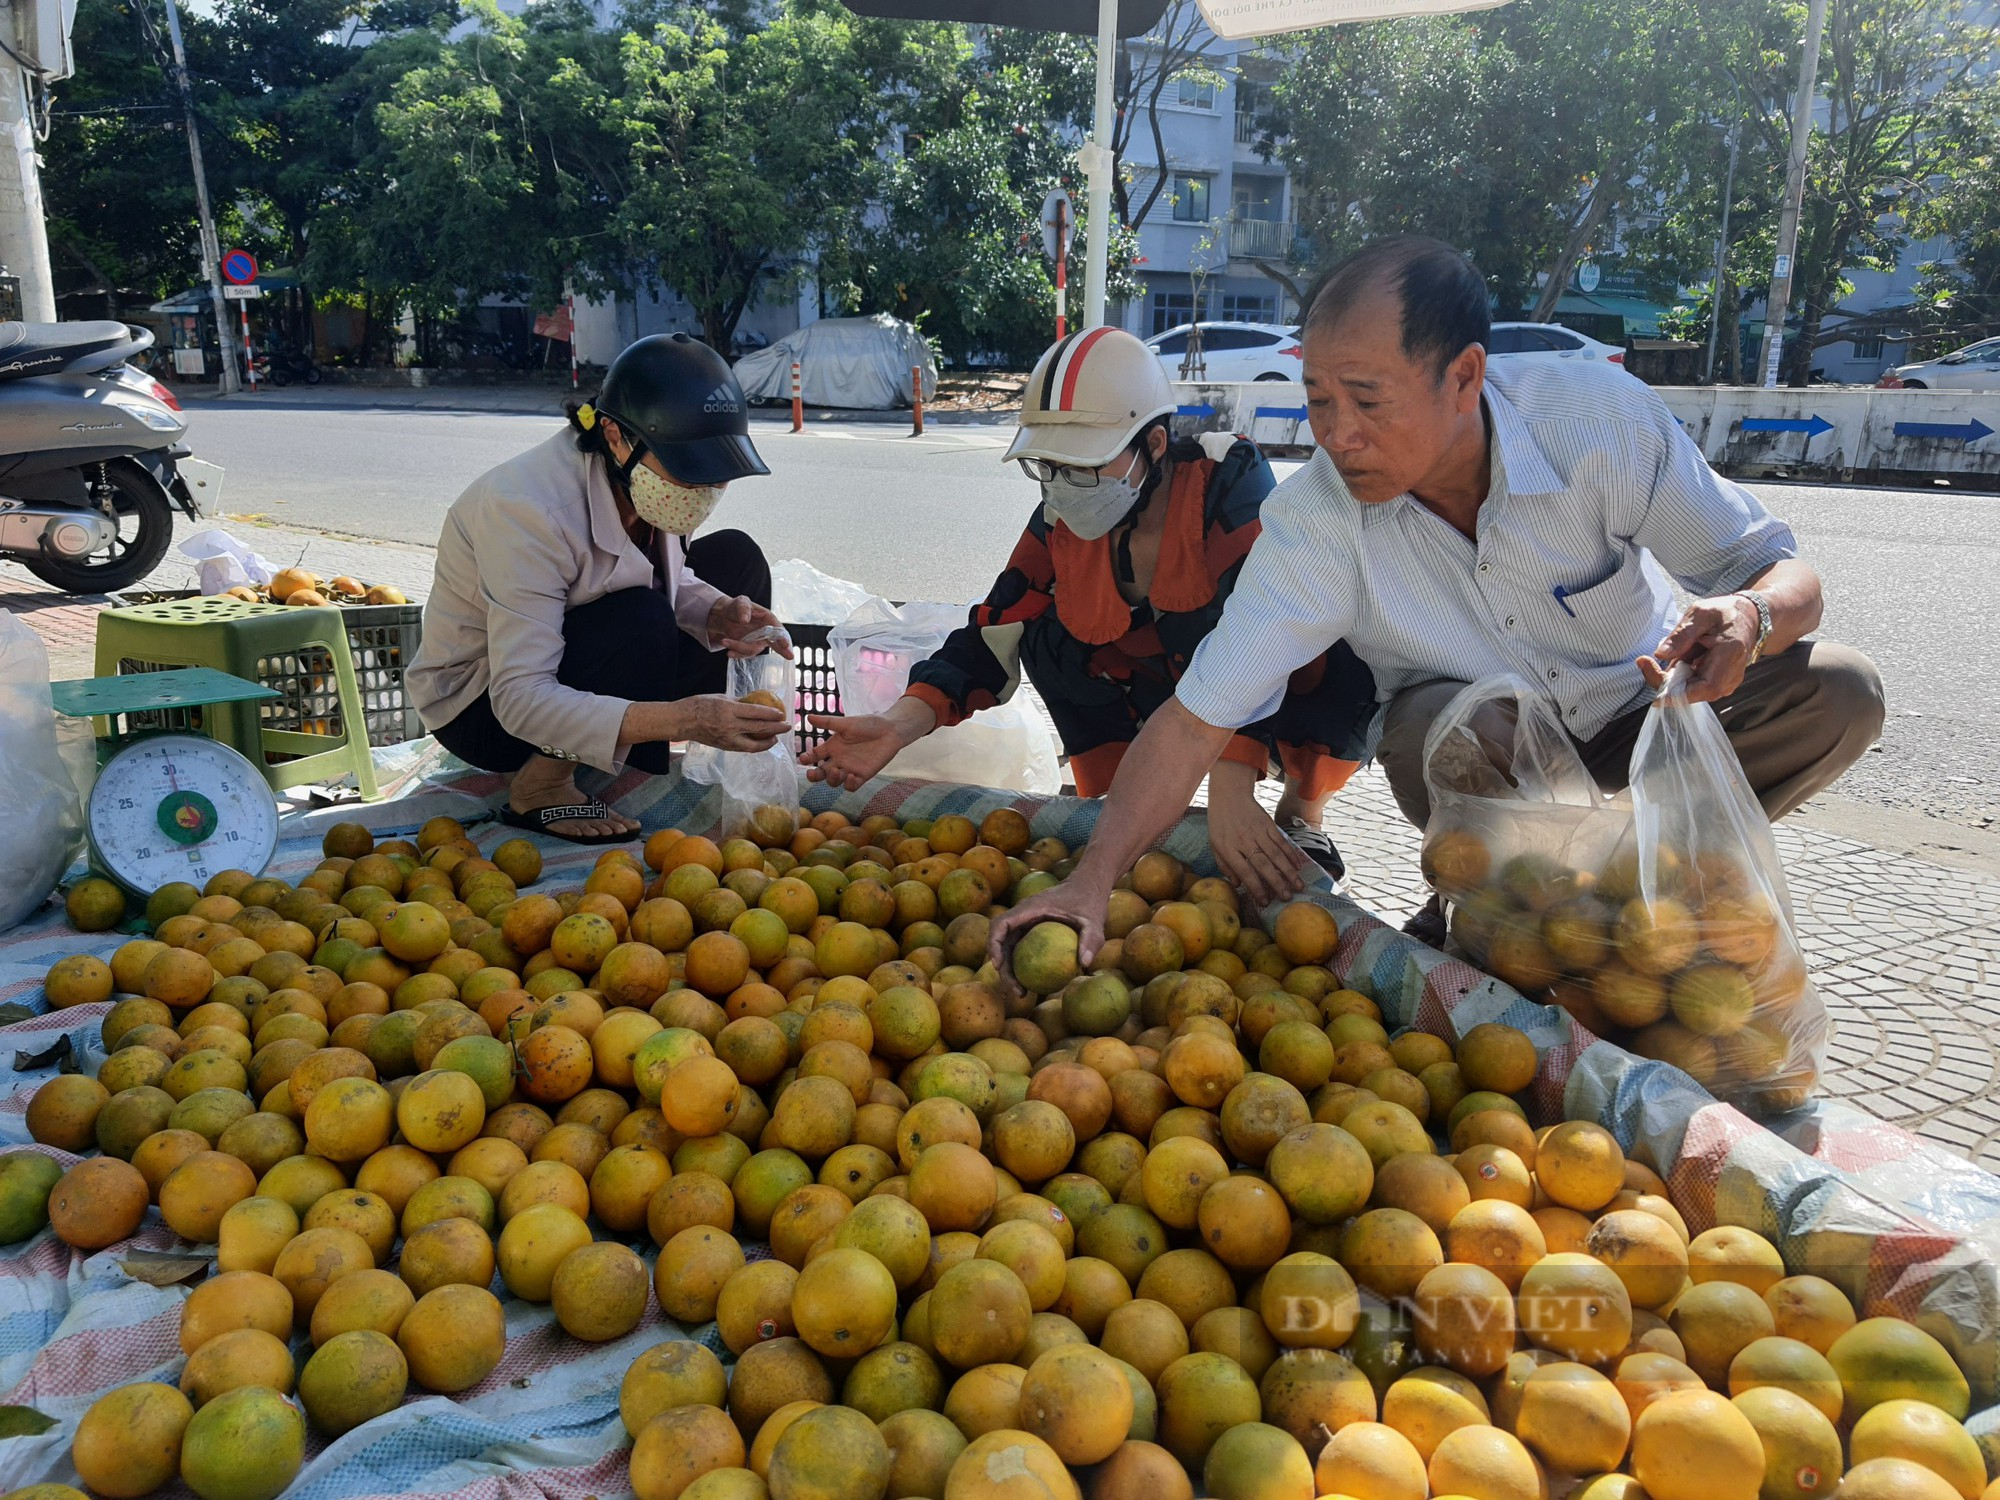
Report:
309,0,618,326
1273,0,1726,318
1111,0,1224,233
42,0,203,309
1744,0,2000,382
842,23,1138,366
1906,142,2000,356
596,0,885,349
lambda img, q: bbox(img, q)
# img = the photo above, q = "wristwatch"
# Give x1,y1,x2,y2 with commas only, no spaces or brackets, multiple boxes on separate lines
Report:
1736,589,1773,663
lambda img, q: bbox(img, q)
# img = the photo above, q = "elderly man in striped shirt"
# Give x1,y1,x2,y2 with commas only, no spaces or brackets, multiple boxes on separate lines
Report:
992,234,1884,962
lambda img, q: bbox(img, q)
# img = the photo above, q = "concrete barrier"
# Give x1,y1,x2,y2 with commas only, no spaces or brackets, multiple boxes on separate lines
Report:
1170,380,1313,456
1171,380,2000,487
1656,386,1998,485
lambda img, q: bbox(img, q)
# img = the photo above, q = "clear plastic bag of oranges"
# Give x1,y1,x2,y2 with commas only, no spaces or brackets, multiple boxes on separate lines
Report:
1420,671,1826,1115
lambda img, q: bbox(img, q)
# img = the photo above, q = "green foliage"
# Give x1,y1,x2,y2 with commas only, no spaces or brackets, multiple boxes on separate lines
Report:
840,24,1135,366
1909,143,2000,357
306,0,612,317
593,0,885,347
43,0,206,305
1273,0,2000,382
1275,0,1719,317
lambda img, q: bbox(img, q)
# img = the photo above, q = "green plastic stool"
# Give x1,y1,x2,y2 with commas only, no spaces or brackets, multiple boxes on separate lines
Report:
94,596,381,801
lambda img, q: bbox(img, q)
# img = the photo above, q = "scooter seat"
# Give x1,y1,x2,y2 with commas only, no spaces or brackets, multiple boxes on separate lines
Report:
0,321,154,382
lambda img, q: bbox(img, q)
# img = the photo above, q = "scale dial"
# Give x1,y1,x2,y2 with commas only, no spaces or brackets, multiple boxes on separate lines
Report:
85,733,280,894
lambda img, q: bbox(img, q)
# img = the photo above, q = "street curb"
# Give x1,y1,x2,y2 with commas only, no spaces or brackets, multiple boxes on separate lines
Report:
182,389,1023,427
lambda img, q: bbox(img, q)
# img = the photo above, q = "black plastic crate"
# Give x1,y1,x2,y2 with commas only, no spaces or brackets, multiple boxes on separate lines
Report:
786,622,841,750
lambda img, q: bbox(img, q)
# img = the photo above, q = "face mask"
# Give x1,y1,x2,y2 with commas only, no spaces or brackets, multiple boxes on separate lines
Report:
625,458,723,535
1041,453,1147,542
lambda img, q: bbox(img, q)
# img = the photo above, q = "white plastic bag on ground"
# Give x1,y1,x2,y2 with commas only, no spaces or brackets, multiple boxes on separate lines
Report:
882,701,1062,795
829,598,1061,793
178,528,274,595
0,617,85,932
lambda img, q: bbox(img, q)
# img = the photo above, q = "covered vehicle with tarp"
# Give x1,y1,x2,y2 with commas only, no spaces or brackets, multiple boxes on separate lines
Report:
733,315,939,409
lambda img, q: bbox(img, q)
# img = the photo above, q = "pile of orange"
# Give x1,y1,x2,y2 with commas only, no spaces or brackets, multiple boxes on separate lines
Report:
7,806,1988,1500
1420,829,1816,1110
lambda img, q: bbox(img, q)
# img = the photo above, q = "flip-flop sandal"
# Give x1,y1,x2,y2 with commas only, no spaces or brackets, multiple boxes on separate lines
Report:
499,800,635,846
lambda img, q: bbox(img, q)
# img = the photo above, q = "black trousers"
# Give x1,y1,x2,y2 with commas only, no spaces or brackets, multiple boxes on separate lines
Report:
433,529,771,776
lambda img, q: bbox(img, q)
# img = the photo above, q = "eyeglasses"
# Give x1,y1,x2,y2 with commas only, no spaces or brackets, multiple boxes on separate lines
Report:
1018,455,1123,485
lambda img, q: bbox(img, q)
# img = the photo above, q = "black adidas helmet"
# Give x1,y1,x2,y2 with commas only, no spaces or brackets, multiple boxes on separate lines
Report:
594,333,769,485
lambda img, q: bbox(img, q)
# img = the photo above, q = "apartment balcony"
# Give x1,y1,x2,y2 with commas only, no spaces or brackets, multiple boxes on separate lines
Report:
1227,218,1299,262
1234,112,1286,155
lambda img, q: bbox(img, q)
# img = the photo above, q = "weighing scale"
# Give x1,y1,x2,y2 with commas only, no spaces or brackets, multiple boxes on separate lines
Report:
51,668,284,896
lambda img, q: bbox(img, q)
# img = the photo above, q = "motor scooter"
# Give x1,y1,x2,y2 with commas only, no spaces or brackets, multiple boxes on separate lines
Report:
0,321,221,593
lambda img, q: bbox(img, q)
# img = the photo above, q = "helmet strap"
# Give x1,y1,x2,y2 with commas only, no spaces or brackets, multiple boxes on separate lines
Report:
612,439,649,492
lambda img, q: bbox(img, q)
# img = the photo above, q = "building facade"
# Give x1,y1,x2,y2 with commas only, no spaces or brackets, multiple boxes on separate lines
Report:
1115,23,1304,337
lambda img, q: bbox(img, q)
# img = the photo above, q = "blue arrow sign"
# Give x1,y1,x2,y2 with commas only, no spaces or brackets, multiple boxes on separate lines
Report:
1176,403,1215,419
1254,405,1309,422
1741,414,1833,438
1893,417,1994,443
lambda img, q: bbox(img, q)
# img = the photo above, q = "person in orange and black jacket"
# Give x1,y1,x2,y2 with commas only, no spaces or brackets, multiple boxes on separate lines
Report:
800,327,1375,892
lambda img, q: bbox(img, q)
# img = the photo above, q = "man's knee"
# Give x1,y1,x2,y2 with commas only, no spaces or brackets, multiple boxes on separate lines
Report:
1803,641,1886,765
1813,642,1886,738
1377,680,1470,826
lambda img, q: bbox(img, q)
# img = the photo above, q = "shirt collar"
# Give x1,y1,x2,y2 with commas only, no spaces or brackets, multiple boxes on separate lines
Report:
579,437,639,560
1482,375,1565,496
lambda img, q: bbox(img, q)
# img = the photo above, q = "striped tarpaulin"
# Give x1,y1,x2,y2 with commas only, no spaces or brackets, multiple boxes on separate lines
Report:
0,763,1997,1491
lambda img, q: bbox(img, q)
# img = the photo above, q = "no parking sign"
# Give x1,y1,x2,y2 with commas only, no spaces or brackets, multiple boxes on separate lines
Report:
220,248,258,285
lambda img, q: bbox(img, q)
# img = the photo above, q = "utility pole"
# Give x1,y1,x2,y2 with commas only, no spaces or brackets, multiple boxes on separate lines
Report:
0,0,60,319
1756,0,1828,389
1080,0,1117,330
159,0,239,394
1704,123,1741,384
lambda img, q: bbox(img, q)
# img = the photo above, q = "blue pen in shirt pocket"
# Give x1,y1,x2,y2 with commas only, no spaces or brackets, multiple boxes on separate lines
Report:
1552,584,1578,618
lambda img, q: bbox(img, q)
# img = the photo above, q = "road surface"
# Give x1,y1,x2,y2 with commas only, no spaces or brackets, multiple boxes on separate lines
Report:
185,402,2000,836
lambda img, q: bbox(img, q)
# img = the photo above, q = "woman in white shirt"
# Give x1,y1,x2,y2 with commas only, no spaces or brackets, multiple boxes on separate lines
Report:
408,334,791,844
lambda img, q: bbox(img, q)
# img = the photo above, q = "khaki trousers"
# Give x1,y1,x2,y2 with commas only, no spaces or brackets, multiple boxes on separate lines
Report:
1375,640,1887,831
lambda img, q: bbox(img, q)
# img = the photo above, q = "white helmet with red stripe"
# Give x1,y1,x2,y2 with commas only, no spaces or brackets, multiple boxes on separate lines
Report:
1003,327,1177,470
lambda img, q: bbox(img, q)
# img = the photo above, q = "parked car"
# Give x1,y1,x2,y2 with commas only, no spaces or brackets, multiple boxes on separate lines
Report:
1146,322,1302,382
1878,336,2000,391
1487,322,1628,366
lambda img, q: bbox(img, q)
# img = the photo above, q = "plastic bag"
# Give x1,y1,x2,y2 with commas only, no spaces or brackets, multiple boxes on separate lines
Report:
769,559,876,627
1420,676,1632,908
0,617,86,933
1621,664,1827,1113
1420,670,1827,1114
683,642,803,847
881,701,1063,795
716,743,803,849
830,599,966,717
178,527,274,595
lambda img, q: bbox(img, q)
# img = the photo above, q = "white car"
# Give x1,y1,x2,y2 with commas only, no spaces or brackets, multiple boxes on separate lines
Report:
1147,322,1302,382
1487,322,1628,366
1880,337,2000,391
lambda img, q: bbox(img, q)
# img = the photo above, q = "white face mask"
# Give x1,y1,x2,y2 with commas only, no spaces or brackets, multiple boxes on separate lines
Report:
626,460,723,535
1041,453,1147,541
